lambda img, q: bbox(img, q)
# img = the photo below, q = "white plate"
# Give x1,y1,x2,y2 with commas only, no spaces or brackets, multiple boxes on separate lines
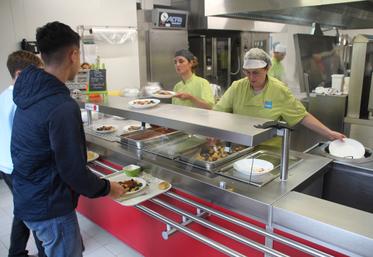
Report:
123,123,151,133
87,151,99,162
329,138,365,159
128,98,160,109
152,90,176,99
233,159,274,176
93,124,118,134
111,177,147,196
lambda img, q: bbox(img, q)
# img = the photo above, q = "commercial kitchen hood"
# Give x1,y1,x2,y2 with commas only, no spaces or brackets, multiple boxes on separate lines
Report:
204,0,373,29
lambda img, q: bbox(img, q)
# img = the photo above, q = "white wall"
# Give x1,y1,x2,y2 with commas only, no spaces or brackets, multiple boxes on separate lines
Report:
0,0,140,92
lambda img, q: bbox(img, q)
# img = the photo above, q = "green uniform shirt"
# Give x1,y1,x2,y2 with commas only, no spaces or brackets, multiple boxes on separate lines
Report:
172,73,214,108
214,76,307,127
268,58,285,82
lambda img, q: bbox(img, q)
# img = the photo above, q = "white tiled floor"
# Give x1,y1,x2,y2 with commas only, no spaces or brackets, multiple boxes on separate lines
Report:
0,179,144,257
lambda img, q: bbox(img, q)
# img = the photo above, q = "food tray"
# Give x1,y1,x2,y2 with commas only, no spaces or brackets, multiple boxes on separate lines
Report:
107,172,172,206
218,150,302,187
120,127,182,149
178,143,253,172
144,135,207,159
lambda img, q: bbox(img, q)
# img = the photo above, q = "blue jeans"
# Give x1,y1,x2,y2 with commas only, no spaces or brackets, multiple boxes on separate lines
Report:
25,211,83,257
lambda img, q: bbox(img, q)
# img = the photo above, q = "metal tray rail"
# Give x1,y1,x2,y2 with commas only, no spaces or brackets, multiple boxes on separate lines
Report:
136,191,332,257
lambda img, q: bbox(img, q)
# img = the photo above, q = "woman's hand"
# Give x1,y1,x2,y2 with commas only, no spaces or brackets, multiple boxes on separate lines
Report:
174,92,194,100
327,130,346,141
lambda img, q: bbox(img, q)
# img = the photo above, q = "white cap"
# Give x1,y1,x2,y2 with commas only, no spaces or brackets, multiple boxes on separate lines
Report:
274,44,286,53
242,48,271,70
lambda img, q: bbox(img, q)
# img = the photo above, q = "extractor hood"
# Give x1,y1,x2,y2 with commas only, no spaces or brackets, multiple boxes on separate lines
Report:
205,0,373,29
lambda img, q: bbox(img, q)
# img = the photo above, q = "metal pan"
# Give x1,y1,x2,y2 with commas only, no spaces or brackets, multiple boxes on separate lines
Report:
178,143,253,172
144,135,207,159
120,127,182,149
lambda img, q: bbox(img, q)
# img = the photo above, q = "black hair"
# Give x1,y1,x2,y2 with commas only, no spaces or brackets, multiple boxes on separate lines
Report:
36,21,80,65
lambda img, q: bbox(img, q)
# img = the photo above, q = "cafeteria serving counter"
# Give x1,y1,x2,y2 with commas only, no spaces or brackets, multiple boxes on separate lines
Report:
77,96,373,257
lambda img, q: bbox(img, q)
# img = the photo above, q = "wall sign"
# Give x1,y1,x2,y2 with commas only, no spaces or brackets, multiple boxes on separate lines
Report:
153,9,188,29
88,69,107,92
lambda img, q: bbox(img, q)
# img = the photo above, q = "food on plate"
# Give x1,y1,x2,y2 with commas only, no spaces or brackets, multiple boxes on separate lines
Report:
96,125,114,131
253,167,265,173
196,144,245,162
132,99,156,105
127,125,141,131
158,181,170,190
155,90,174,96
87,151,96,161
118,179,143,193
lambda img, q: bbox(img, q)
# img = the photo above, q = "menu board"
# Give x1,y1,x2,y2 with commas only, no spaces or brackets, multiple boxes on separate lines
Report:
88,69,107,92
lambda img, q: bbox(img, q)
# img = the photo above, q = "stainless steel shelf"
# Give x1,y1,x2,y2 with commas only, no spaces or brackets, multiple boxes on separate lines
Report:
78,96,276,146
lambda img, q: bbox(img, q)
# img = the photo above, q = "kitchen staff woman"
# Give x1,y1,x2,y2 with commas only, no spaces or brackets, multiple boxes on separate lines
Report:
172,49,214,109
214,48,345,142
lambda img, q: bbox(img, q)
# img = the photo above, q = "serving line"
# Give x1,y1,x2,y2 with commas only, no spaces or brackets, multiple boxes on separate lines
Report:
84,148,333,256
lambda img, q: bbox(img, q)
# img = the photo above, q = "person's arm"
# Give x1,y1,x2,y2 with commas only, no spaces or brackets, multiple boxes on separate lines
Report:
174,92,212,109
301,113,345,140
213,81,236,113
49,101,125,198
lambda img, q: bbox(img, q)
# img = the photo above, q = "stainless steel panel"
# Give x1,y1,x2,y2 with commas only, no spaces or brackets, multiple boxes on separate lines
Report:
309,94,347,132
368,72,373,112
347,35,369,118
344,119,373,150
149,29,188,90
204,0,373,29
79,96,277,146
144,134,207,159
273,191,373,257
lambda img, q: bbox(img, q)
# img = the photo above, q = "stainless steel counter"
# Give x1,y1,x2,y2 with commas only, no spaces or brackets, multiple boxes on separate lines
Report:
78,96,276,146
79,97,373,256
273,192,373,257
85,131,373,256
86,134,331,223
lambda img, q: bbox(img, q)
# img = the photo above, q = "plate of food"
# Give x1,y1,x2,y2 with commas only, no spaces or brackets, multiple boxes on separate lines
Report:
93,124,118,134
233,158,274,176
152,90,176,99
117,177,147,195
122,123,151,133
128,99,160,109
87,151,99,162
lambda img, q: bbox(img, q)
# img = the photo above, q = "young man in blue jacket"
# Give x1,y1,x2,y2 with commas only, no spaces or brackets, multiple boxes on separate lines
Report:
11,21,125,257
0,50,45,257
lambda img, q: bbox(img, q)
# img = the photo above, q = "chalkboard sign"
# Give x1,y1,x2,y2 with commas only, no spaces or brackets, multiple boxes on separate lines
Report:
88,69,107,92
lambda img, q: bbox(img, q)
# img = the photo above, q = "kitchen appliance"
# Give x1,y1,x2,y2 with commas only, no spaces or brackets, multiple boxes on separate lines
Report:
137,9,189,90
189,31,269,90
344,35,373,148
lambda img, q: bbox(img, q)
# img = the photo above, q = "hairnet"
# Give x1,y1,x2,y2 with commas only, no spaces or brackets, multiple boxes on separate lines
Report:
274,44,286,53
242,48,271,69
175,49,194,61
